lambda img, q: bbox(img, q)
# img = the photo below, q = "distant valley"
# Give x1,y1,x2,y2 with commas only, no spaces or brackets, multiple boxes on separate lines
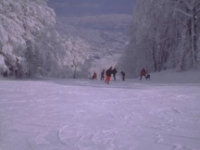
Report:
56,14,132,59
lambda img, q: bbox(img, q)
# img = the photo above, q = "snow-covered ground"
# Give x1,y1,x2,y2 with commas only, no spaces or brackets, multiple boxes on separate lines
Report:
0,70,200,150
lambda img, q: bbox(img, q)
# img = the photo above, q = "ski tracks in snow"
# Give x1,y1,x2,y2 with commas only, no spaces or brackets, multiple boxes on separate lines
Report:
58,124,119,150
0,80,200,150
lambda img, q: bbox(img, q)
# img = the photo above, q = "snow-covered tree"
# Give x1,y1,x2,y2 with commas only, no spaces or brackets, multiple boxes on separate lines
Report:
172,0,200,70
63,37,92,78
0,0,73,78
119,0,200,78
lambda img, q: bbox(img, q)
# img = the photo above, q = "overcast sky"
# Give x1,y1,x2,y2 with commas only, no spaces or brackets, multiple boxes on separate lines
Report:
47,0,135,16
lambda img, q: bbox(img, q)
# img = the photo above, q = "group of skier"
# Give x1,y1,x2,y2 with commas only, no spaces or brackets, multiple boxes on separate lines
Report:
91,67,150,83
92,66,126,84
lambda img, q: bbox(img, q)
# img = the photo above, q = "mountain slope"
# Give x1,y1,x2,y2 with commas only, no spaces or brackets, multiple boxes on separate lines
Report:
56,14,132,58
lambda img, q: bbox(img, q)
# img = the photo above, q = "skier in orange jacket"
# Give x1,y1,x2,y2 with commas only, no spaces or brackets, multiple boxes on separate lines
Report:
105,66,112,84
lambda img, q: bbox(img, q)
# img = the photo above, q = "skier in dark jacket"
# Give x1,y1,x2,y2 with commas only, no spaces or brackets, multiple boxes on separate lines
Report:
112,67,117,81
100,69,105,80
121,71,125,81
105,66,112,84
14,59,20,78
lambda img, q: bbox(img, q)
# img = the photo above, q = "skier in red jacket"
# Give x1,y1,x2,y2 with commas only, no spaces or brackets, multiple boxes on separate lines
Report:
92,72,97,79
140,68,146,80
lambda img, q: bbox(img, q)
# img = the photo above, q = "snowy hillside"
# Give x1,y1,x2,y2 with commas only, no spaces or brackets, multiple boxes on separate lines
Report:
0,70,200,150
0,0,75,78
120,0,200,76
56,14,132,58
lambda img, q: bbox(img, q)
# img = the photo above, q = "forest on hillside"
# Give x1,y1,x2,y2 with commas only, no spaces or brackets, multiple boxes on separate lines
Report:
119,0,200,77
1,0,200,79
0,0,91,78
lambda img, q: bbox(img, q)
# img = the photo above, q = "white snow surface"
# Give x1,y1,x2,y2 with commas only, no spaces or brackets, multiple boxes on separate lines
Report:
0,70,200,150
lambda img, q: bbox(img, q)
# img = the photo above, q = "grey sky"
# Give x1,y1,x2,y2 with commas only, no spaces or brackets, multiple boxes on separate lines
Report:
47,0,135,16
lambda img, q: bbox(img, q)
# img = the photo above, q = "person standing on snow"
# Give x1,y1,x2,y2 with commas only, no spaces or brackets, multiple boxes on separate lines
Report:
112,67,117,81
92,72,97,79
105,66,112,84
100,69,105,80
121,71,125,81
140,68,146,80
13,59,20,78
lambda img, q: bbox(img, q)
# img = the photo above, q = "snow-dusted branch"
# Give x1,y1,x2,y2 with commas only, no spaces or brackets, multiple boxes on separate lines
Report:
181,0,192,10
196,8,200,15
175,7,192,17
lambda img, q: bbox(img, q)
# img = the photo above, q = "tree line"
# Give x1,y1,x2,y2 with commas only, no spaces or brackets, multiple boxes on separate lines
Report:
119,0,200,77
0,0,91,78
